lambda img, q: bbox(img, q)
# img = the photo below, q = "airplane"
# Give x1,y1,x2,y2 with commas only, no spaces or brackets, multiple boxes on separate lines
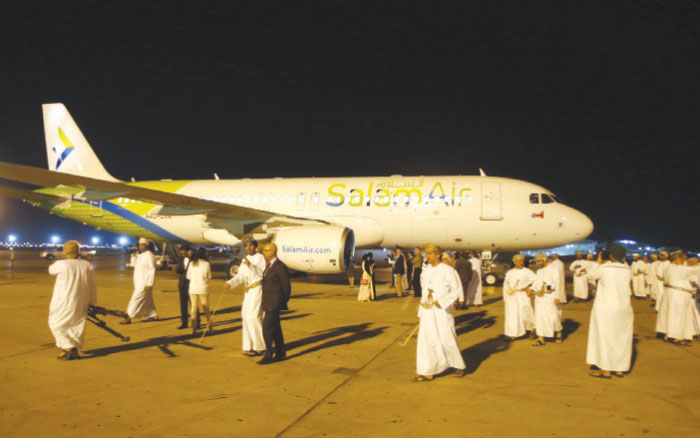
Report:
0,104,593,274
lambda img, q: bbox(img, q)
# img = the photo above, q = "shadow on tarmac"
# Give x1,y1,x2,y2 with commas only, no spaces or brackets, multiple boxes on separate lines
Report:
286,323,388,359
461,336,510,375
82,326,239,358
561,318,581,340
630,336,639,371
81,312,312,359
454,311,497,336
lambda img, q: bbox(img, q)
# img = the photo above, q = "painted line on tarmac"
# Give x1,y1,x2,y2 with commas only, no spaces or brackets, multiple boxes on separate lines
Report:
275,324,415,438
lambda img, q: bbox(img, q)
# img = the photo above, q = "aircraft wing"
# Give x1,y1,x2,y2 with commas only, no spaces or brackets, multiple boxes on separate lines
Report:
0,183,68,205
0,161,323,231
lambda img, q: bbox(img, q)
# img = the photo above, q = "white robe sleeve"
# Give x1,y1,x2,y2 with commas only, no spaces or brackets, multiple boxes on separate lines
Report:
436,266,461,309
143,252,156,287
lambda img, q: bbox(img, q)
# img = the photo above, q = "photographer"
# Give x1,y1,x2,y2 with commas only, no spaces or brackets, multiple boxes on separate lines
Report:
48,240,97,360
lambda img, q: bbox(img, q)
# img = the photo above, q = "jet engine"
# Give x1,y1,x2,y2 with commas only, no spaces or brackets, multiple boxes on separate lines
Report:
273,225,355,274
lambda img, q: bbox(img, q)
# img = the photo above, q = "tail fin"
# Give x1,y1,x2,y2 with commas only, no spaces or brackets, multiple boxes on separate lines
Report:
43,103,118,181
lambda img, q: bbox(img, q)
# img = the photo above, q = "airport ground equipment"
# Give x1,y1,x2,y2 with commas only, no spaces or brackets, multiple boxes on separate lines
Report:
87,305,131,342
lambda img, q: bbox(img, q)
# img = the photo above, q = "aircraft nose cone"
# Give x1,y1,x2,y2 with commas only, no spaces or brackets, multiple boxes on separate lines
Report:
575,212,594,239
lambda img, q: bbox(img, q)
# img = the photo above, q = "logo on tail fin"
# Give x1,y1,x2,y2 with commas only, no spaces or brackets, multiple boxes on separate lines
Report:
52,127,75,169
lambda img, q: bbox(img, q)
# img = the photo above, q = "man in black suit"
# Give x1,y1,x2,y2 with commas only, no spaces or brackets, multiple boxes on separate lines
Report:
258,243,291,364
174,245,193,329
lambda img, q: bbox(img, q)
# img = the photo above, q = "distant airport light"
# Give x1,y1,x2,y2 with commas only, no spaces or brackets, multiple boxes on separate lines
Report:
8,234,17,243
91,237,100,245
50,235,60,244
118,236,129,246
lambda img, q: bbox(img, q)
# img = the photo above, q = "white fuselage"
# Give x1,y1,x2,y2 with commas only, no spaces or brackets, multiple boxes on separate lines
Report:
113,175,593,250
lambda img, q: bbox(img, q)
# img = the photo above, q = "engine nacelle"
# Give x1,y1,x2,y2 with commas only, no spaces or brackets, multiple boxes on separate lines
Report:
273,225,355,274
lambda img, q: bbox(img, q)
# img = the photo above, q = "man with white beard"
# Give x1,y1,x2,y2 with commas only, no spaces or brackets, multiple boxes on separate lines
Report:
654,251,671,311
630,254,647,299
550,254,567,304
122,238,158,324
48,240,97,360
528,254,563,346
414,244,466,382
465,251,483,307
226,238,266,356
585,244,633,378
569,252,588,303
503,254,536,341
647,253,659,302
656,251,700,345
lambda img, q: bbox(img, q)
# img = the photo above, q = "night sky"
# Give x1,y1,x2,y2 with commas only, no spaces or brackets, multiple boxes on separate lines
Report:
1,1,698,248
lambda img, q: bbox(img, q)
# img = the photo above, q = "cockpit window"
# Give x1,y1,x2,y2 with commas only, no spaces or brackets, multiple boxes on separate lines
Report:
541,193,554,204
529,193,539,204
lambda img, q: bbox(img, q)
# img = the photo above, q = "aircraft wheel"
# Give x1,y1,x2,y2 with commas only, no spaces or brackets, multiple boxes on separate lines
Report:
484,273,497,286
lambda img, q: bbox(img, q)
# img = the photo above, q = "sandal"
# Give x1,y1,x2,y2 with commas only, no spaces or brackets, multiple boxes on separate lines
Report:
555,337,563,344
413,375,434,382
613,372,624,378
673,340,690,346
532,339,546,347
589,371,611,379
452,369,466,378
119,316,131,325
57,348,79,360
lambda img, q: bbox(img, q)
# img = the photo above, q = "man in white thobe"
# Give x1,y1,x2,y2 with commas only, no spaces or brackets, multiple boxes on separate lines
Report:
570,252,589,302
654,251,670,311
48,240,97,360
415,244,466,381
647,253,659,301
686,257,700,337
630,254,647,298
585,244,633,378
529,254,562,346
503,254,536,340
122,237,157,323
640,255,652,299
226,238,266,356
586,253,598,297
551,254,567,304
656,251,700,345
466,251,483,306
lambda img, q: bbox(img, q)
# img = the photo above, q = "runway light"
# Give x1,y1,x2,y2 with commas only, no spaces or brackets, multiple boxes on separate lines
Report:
50,235,60,244
91,236,100,245
118,236,129,246
8,234,17,243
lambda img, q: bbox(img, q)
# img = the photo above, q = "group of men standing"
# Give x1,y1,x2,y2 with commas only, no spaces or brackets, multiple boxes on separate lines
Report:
47,238,291,364
392,248,483,308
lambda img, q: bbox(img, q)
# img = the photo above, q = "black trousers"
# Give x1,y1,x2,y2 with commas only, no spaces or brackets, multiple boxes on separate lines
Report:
178,280,190,325
412,267,422,297
262,310,285,357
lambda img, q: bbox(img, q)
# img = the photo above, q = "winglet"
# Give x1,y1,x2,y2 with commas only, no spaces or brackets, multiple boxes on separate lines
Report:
479,168,487,177
43,103,118,181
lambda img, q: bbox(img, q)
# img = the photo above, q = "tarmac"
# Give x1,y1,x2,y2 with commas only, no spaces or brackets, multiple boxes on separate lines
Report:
1,250,699,438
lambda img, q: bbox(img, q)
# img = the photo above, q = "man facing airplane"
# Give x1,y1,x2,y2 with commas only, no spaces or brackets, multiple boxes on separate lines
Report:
258,243,291,364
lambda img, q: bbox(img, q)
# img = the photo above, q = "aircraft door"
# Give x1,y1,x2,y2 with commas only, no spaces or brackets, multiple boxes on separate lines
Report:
480,181,502,221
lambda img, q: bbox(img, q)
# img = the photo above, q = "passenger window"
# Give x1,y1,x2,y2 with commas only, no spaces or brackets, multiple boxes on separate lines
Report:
529,193,539,204
541,193,554,204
